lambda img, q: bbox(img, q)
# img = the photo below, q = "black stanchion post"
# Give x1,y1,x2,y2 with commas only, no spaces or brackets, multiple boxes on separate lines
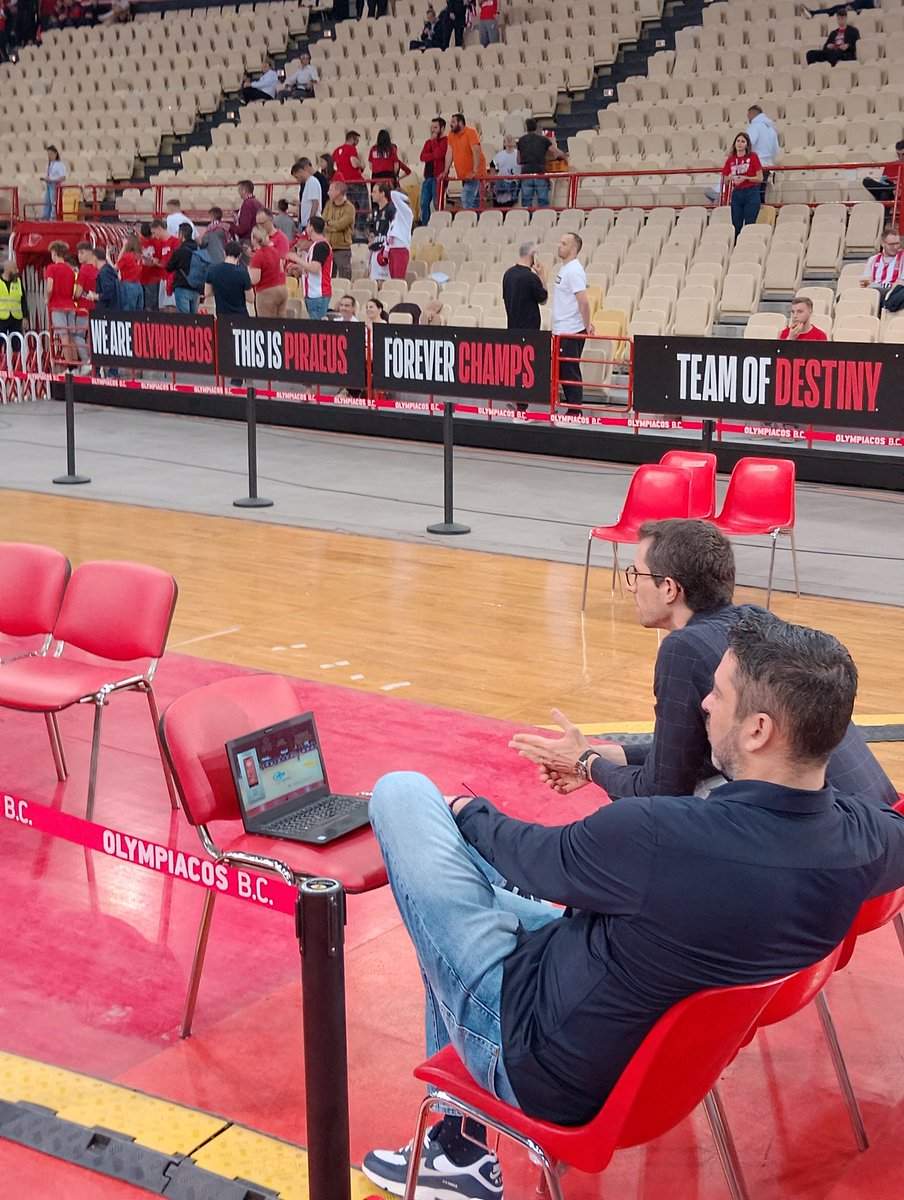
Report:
53,369,91,486
296,879,352,1200
427,399,471,535
701,418,716,453
234,385,274,508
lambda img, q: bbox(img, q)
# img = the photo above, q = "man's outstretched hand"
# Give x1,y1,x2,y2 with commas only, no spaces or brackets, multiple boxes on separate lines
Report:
509,708,590,774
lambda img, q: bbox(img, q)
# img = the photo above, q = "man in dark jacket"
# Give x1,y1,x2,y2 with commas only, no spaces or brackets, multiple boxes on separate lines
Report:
806,6,860,63
164,223,201,314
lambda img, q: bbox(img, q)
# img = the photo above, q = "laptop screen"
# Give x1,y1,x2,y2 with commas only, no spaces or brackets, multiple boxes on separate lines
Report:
226,712,329,820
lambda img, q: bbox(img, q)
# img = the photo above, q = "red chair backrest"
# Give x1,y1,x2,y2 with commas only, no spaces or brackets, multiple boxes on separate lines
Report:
755,945,844,1028
617,465,692,533
0,543,71,638
53,560,178,661
716,457,795,531
659,451,717,520
159,674,302,826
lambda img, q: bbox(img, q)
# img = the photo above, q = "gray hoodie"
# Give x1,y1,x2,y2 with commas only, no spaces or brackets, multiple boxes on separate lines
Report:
747,111,780,167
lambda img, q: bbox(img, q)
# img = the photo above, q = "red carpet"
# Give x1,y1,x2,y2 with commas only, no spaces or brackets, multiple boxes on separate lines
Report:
1,651,903,1198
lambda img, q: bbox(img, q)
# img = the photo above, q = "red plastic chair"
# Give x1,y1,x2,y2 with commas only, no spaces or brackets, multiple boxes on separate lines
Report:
0,542,71,661
581,465,692,610
159,673,388,1036
0,559,179,820
711,457,799,608
403,974,790,1200
659,450,717,519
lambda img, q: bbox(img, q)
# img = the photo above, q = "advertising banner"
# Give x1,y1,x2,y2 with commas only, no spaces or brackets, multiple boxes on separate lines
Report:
88,311,216,375
217,316,368,388
633,335,904,433
371,325,553,403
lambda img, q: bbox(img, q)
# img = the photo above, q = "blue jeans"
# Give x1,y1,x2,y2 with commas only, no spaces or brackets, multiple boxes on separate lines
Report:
420,177,437,224
120,281,144,310
305,295,330,320
730,186,761,239
370,771,561,1104
460,179,480,210
42,182,59,221
520,177,550,209
174,287,199,314
143,282,160,311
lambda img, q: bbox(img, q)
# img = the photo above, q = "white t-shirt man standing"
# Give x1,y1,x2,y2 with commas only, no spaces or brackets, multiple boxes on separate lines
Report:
552,232,595,413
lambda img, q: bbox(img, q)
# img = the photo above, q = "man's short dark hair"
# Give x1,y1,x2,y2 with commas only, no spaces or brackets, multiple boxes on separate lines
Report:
308,215,325,235
259,207,273,219
453,112,465,124
76,240,93,252
225,239,243,258
525,117,538,132
179,222,194,240
292,158,312,174
209,206,223,220
896,139,904,153
340,293,357,307
345,130,360,140
748,104,763,115
167,198,181,209
728,611,857,764
151,218,167,230
433,116,446,128
373,182,392,201
790,295,814,311
638,519,735,612
277,198,290,211
238,179,254,193
565,231,583,253
93,247,107,263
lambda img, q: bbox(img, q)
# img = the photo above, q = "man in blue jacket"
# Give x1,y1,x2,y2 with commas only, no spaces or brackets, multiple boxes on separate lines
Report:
363,610,904,1199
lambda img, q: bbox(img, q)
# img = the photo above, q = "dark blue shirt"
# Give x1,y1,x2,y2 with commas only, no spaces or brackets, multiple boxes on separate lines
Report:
590,604,897,806
457,782,904,1125
95,263,121,311
206,261,252,315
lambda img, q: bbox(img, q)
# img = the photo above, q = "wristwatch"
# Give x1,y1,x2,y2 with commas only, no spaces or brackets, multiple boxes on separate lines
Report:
574,749,600,781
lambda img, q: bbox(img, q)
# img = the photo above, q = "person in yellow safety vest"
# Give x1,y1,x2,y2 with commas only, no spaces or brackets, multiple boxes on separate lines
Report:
0,260,28,339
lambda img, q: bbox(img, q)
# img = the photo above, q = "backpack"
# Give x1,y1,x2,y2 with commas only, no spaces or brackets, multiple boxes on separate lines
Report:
186,247,212,292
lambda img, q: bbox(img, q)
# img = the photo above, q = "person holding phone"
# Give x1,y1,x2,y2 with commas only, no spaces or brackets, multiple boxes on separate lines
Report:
502,241,548,331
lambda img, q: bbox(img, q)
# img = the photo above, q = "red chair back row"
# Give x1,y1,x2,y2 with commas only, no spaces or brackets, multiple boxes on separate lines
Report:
659,450,717,520
0,543,71,641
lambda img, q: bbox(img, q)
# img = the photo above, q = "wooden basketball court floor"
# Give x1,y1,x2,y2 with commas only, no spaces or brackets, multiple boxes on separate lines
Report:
1,452,903,1200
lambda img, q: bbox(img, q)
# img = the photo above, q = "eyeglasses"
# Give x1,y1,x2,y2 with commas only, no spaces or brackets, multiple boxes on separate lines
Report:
625,566,666,586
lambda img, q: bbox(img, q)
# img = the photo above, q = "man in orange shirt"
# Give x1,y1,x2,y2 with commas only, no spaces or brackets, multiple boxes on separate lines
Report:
444,112,487,210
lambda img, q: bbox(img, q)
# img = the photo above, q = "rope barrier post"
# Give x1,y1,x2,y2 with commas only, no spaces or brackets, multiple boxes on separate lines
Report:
233,385,274,508
296,878,352,1200
701,418,716,453
427,398,470,535
52,369,91,486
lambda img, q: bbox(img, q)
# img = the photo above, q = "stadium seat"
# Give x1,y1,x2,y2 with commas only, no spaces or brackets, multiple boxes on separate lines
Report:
833,315,880,343
718,274,759,322
713,458,799,608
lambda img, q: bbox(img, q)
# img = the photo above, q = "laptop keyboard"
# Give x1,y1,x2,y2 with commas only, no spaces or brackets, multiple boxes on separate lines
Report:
266,795,366,834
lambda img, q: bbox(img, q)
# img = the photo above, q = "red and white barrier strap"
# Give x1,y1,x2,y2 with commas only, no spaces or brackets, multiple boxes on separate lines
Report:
1,790,297,914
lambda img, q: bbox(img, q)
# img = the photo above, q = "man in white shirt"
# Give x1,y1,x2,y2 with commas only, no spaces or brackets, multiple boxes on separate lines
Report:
241,58,278,104
292,158,322,233
746,104,780,201
490,135,519,207
335,295,360,321
861,227,904,310
165,199,197,239
551,232,595,414
386,189,414,279
282,52,319,99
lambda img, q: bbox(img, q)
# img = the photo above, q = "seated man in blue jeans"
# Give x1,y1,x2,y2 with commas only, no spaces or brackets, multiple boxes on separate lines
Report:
363,611,904,1199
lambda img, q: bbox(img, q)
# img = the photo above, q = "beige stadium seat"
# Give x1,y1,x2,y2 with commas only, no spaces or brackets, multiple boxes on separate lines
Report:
744,312,786,339
796,286,834,315
804,230,843,278
761,251,803,299
835,288,880,319
835,263,869,295
628,313,666,336
718,273,759,321
880,314,904,343
671,296,713,336
844,203,885,256
810,313,834,337
833,315,880,343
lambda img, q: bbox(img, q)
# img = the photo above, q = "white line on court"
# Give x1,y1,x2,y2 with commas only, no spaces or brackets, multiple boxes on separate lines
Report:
381,682,411,692
170,626,242,648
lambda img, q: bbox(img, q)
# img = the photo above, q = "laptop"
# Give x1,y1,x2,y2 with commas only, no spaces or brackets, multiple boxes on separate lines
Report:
225,711,371,845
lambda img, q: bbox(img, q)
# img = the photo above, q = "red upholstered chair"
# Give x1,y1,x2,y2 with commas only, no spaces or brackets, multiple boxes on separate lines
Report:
659,450,718,519
581,465,692,610
711,457,799,608
159,673,388,1036
403,975,790,1200
0,542,71,661
0,560,179,819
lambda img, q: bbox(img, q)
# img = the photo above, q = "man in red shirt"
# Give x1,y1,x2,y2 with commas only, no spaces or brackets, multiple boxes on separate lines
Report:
255,208,290,263
477,0,499,45
143,218,178,309
229,180,262,241
780,296,828,341
74,240,98,365
863,139,904,209
332,130,368,236
45,240,86,368
418,117,448,225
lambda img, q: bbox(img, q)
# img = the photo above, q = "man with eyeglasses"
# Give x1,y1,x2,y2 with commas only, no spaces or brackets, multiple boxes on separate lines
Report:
511,519,896,804
861,227,904,312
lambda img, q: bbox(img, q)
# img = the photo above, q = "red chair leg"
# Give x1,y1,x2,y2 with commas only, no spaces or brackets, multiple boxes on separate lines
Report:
181,888,218,1038
144,683,179,810
85,699,107,822
44,712,68,781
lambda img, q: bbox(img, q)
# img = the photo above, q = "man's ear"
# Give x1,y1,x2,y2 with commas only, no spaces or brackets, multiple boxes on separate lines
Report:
661,574,683,604
740,711,776,754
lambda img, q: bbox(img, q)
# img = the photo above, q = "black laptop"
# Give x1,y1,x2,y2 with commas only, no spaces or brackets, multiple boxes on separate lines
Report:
225,711,371,844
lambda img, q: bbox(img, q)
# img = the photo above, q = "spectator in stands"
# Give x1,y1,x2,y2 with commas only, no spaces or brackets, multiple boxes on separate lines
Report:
364,297,389,325
204,239,253,317
367,0,389,15
409,6,438,49
144,218,177,309
249,225,288,318
800,0,874,16
165,223,202,315
323,180,355,280
386,189,414,280
780,296,827,341
73,243,96,351
477,0,499,45
92,246,122,311
315,152,336,208
369,129,412,190
200,207,228,264
292,159,322,230
863,140,904,205
255,208,291,263
552,233,594,415
45,240,84,366
335,294,359,321
166,198,197,239
281,51,319,100
420,299,444,325
490,134,519,207
368,183,396,282
0,3,8,62
419,117,448,224
430,3,454,49
861,227,904,310
42,145,67,220
273,199,296,241
229,180,261,241
721,133,763,239
806,6,860,64
746,105,780,202
240,57,278,104
0,258,27,337
99,0,129,24
446,0,466,47
517,119,555,210
332,131,369,234
116,233,144,310
503,242,548,331
445,113,486,211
